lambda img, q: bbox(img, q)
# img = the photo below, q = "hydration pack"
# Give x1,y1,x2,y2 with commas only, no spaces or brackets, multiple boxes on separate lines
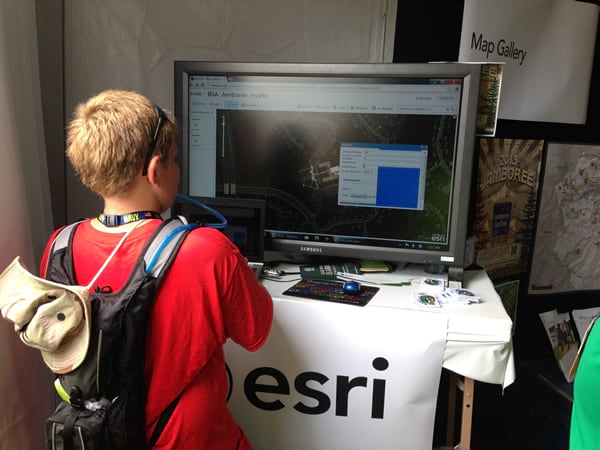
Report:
43,218,197,450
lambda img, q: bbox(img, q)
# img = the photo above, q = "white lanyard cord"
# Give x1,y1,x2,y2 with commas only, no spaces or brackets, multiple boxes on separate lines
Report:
85,222,142,290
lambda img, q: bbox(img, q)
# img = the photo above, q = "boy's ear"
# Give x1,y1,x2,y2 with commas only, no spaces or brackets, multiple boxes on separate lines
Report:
145,155,162,185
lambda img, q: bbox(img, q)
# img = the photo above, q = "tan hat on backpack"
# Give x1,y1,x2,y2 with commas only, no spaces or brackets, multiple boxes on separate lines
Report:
0,256,91,374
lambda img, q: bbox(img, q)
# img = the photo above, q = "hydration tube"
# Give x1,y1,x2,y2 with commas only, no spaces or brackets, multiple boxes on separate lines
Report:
175,193,228,229
146,194,229,273
146,222,199,273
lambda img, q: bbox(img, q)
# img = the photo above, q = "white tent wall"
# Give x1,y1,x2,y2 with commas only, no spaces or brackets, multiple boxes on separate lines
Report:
63,0,398,222
0,1,56,449
0,1,397,447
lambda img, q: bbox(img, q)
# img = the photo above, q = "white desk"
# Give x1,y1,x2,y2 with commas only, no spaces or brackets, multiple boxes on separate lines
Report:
226,265,514,450
373,267,514,387
262,265,515,386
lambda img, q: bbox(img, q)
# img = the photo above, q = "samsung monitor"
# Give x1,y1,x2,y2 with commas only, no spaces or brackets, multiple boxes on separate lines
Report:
174,61,481,272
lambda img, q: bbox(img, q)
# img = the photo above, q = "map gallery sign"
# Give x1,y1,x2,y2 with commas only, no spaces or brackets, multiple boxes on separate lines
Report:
459,0,598,124
473,138,543,280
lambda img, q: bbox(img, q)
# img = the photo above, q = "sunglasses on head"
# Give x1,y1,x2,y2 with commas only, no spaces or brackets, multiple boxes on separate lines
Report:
142,104,168,176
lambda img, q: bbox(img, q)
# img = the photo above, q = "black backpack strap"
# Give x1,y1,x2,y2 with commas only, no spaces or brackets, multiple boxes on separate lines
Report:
44,222,82,286
147,392,183,449
142,218,198,447
61,411,79,450
143,218,200,279
48,218,197,281
51,222,79,253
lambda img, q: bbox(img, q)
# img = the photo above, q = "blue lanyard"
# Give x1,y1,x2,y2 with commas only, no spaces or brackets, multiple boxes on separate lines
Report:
97,211,162,227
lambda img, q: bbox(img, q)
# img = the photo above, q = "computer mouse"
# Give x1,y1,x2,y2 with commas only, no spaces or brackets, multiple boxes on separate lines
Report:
342,280,362,294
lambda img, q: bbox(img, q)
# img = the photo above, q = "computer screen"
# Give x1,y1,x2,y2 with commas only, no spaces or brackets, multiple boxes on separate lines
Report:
173,196,265,262
174,61,481,270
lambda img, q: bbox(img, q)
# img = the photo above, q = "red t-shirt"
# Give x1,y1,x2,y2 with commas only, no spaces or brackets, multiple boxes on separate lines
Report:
40,219,273,449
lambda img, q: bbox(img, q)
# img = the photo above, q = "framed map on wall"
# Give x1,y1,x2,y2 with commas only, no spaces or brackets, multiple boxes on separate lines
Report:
529,142,600,294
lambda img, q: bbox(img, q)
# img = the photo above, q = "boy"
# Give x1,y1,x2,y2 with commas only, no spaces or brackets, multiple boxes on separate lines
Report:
39,89,273,449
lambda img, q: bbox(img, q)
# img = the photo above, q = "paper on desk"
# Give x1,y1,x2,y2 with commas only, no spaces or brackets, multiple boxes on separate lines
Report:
539,309,579,381
571,306,600,341
418,278,481,306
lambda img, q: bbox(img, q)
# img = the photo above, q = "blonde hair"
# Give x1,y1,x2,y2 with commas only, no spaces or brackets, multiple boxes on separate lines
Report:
66,89,177,197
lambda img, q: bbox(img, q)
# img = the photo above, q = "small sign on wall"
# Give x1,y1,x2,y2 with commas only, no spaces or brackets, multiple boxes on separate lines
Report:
459,0,599,124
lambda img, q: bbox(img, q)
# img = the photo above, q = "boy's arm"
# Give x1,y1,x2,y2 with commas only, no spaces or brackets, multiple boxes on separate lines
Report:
222,254,274,352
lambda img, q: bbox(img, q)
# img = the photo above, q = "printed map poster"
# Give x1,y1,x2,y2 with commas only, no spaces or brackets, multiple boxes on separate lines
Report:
529,142,600,294
473,138,543,280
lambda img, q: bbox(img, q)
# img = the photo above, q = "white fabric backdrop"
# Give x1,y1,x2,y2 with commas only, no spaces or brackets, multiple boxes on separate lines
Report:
0,2,397,447
0,1,55,449
63,0,398,222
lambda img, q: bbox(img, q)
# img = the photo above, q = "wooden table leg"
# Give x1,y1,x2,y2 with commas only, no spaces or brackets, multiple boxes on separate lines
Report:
460,377,475,450
446,372,458,447
445,373,475,450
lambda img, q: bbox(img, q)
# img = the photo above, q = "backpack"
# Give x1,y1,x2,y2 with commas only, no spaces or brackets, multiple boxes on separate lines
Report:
43,218,198,450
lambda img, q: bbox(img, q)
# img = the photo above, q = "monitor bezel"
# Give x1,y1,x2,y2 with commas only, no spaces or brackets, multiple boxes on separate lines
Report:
174,61,481,268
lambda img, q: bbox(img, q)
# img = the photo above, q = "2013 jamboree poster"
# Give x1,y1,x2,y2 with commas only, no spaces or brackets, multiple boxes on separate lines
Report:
473,138,543,280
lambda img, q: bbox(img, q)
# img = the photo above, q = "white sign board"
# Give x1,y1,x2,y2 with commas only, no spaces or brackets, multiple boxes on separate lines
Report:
459,0,599,124
225,298,447,450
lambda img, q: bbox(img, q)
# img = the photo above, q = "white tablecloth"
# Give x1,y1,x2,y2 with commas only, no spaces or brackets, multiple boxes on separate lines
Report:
261,265,515,388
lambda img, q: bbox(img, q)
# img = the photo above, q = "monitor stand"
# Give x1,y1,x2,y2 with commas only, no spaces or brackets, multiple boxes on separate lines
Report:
447,266,464,288
423,263,446,275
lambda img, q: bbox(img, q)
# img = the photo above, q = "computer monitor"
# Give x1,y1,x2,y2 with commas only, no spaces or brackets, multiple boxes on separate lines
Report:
173,196,265,262
174,61,481,273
